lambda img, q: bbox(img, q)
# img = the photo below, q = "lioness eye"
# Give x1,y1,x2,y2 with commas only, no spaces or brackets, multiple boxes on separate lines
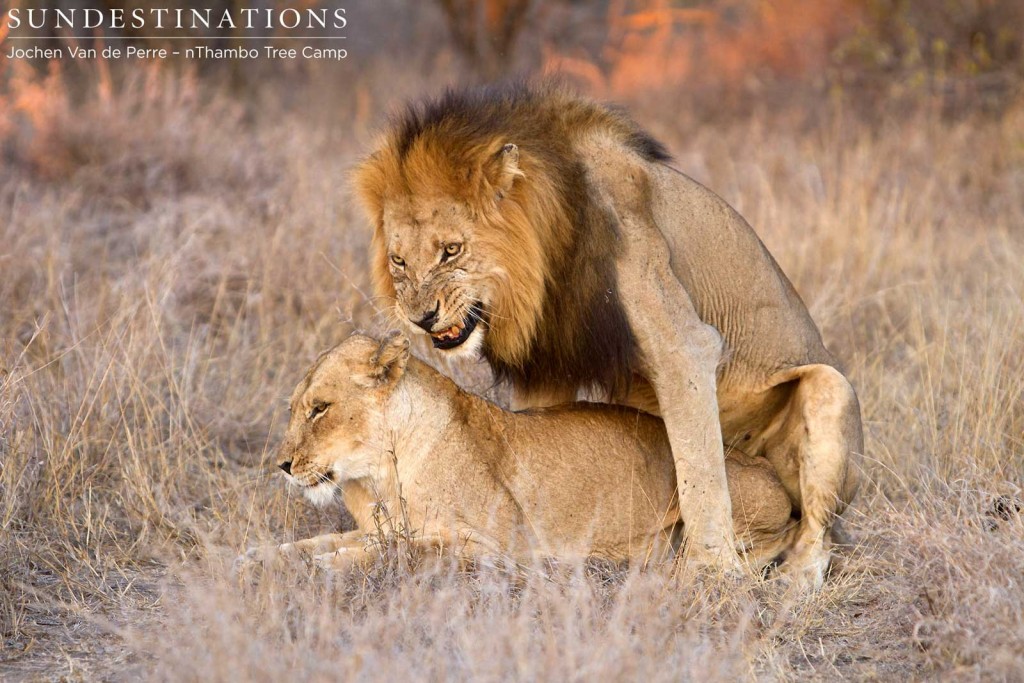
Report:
390,254,405,267
442,243,462,260
308,402,330,420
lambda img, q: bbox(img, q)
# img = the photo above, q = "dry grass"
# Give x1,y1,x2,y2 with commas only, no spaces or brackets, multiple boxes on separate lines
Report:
1,65,1022,681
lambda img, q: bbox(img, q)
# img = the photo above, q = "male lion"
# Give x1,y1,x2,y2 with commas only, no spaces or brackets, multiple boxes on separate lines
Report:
352,82,861,586
243,332,796,570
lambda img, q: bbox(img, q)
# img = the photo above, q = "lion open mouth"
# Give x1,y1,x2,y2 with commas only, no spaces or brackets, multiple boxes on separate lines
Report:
430,303,484,350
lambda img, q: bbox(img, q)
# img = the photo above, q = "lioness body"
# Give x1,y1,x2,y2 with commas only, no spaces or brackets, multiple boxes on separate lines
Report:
353,83,861,585
253,334,795,569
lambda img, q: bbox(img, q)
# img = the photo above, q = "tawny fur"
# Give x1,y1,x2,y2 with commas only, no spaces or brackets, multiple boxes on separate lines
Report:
351,81,862,587
241,333,797,571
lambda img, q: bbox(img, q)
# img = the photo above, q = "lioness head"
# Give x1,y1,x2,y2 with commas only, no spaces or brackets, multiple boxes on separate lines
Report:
276,333,410,507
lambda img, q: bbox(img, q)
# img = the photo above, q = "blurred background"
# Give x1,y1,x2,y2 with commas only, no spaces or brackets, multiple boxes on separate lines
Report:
3,0,1023,123
2,2,1023,679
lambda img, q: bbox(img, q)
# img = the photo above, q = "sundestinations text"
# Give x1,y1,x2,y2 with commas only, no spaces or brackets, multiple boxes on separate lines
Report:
4,8,347,31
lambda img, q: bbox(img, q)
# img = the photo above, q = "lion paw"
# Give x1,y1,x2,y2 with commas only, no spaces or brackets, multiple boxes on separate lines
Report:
682,542,745,574
778,548,830,591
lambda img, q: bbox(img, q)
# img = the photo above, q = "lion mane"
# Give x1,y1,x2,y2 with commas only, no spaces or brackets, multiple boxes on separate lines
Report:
353,82,670,398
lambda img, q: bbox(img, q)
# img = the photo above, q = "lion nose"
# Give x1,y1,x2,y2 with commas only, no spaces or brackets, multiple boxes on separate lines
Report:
414,302,440,331
279,461,292,475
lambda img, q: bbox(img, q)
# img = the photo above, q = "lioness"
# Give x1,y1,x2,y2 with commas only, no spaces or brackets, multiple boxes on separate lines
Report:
244,333,796,571
352,82,861,585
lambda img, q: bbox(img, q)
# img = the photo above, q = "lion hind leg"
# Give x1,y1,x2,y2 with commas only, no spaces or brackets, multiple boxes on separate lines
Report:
764,364,862,589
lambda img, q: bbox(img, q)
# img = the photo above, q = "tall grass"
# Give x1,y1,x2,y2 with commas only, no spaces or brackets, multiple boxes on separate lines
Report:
1,65,1022,679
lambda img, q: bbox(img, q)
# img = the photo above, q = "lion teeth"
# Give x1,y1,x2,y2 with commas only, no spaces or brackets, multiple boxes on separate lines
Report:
431,325,462,341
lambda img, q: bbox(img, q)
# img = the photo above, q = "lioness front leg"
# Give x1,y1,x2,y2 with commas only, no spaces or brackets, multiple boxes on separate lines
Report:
314,530,505,573
615,238,741,571
236,530,367,570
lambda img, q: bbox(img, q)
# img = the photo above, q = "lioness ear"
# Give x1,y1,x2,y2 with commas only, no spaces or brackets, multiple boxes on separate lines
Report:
368,331,410,385
483,143,523,199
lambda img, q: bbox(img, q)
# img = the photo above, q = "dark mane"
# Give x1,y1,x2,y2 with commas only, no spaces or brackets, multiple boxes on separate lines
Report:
483,177,640,401
392,81,672,164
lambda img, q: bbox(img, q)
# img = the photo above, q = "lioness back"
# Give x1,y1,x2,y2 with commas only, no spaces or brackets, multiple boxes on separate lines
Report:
504,404,793,559
500,404,680,559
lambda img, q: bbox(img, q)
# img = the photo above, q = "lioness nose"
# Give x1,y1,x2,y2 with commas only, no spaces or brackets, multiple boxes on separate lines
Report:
278,461,292,475
414,302,440,331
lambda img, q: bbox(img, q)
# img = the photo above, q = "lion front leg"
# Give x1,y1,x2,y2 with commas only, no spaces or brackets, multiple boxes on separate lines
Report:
615,246,741,572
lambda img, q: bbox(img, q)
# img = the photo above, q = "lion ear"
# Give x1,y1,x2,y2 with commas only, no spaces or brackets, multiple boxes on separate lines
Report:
483,143,523,199
366,331,410,386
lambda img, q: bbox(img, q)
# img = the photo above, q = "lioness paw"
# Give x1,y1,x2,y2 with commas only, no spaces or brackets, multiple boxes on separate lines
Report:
312,547,362,572
231,547,267,578
232,543,303,577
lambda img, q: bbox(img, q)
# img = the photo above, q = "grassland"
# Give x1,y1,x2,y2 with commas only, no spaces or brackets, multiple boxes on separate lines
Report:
1,65,1022,680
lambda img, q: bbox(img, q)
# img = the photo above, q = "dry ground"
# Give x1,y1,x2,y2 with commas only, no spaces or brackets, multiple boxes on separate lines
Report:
1,68,1022,681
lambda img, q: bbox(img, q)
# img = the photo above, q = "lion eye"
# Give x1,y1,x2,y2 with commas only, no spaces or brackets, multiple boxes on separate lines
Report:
442,243,462,261
307,402,331,420
390,254,405,268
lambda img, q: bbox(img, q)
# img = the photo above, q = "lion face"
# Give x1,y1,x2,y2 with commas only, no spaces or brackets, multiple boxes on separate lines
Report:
358,139,549,366
378,195,500,357
276,334,409,507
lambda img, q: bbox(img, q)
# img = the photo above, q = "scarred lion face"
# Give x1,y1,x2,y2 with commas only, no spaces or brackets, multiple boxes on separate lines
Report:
378,196,493,357
357,140,549,365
